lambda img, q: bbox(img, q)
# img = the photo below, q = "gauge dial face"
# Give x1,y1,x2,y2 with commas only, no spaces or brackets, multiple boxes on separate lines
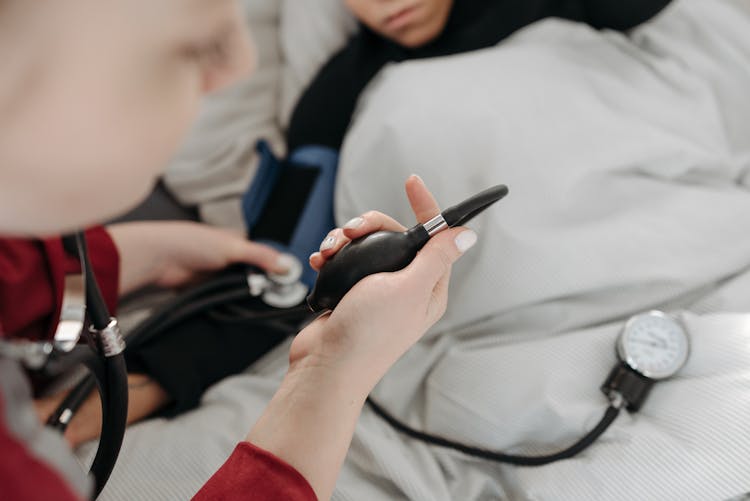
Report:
618,311,689,380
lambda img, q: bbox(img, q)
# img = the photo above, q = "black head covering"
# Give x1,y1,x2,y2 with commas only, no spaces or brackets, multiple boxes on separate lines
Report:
287,0,671,151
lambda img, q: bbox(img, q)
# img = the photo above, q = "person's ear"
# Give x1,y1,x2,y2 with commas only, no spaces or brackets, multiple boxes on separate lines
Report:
201,26,256,95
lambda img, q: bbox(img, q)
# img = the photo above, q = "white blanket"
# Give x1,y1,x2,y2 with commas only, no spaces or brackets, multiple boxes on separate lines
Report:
91,2,750,499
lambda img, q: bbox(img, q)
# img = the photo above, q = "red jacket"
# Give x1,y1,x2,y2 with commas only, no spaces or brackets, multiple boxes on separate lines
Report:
0,229,316,500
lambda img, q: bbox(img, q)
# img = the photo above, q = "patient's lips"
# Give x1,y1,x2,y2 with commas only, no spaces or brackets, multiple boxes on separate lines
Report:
384,3,422,32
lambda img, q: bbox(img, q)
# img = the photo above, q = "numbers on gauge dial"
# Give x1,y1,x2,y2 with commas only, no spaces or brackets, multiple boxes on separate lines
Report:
619,313,689,379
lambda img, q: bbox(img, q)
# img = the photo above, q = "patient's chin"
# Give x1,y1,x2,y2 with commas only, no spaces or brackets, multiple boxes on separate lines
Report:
388,20,443,48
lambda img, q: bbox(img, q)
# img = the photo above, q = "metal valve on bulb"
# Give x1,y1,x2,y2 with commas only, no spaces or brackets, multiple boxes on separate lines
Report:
307,184,509,312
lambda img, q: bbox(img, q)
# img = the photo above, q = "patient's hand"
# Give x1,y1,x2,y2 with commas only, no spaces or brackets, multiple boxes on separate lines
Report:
107,221,291,296
34,374,170,448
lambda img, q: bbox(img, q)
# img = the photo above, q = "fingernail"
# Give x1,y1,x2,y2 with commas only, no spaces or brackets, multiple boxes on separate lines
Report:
343,216,364,230
412,174,424,184
275,254,297,273
320,235,337,252
455,230,477,253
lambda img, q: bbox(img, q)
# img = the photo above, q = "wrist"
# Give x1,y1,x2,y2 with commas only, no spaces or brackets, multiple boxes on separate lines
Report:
286,348,371,405
290,319,388,399
246,339,368,501
106,222,165,295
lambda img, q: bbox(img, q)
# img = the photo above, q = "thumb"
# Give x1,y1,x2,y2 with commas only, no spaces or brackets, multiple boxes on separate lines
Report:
405,228,477,285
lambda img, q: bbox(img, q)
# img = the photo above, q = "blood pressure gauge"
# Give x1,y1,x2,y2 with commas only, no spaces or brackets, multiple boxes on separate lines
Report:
363,309,691,466
602,311,689,411
618,310,690,379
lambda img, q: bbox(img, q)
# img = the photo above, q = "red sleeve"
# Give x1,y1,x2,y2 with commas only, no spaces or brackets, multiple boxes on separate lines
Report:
193,442,317,501
0,227,119,341
0,228,118,499
0,391,83,501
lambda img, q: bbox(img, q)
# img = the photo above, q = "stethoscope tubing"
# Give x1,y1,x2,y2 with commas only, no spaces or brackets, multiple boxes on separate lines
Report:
49,233,129,499
49,266,311,498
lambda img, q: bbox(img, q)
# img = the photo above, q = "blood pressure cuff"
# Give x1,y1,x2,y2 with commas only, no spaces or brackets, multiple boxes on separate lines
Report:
124,296,288,417
243,140,339,287
126,141,340,417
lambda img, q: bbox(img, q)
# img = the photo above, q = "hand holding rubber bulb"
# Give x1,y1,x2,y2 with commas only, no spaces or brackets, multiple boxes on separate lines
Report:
293,177,491,396
307,182,508,312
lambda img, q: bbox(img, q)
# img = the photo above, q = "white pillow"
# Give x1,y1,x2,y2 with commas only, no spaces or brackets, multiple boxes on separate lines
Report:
162,0,283,230
278,0,357,127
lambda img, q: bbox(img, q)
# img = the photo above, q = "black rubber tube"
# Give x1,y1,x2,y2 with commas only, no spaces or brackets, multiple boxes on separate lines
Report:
75,233,112,330
76,233,129,498
366,397,620,466
122,273,248,346
84,353,128,498
441,185,509,228
126,287,256,349
46,376,97,432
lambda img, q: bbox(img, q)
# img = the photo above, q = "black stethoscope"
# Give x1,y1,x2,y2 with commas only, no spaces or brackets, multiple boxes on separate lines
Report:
45,233,313,498
0,231,312,499
0,232,129,498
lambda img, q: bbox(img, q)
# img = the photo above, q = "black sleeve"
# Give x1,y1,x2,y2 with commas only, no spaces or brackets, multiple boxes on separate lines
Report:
285,34,390,152
125,311,288,417
581,0,673,30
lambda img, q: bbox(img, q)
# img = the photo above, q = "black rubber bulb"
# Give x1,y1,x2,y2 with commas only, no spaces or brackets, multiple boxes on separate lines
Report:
307,184,508,312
